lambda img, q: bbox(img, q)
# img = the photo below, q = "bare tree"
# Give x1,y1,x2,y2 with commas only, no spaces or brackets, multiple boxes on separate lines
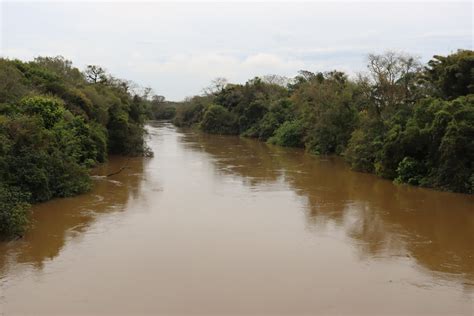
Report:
152,95,166,103
84,65,107,84
141,86,154,100
262,74,290,86
366,51,421,111
202,77,228,95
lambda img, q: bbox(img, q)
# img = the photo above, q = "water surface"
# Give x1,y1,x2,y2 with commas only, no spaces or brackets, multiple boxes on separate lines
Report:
1,122,473,315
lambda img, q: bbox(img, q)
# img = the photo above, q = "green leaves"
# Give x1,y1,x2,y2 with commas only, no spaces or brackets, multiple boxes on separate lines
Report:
20,96,65,129
0,184,30,239
200,104,238,135
172,50,472,194
395,157,424,185
0,57,150,239
424,50,474,99
268,120,304,148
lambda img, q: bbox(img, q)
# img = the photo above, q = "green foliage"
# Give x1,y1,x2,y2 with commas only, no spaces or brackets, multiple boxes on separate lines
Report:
243,99,295,140
293,71,360,154
172,50,473,194
344,114,385,173
425,49,474,99
20,96,65,129
200,104,238,134
0,184,30,239
0,56,151,239
268,120,304,147
1,113,92,202
435,97,474,192
346,95,474,193
173,97,208,127
238,100,268,133
152,105,176,120
213,78,288,133
395,157,424,185
0,59,28,104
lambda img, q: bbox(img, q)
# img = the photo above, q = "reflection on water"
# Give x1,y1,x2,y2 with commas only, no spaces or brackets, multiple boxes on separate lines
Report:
0,121,473,315
181,131,474,285
0,156,146,277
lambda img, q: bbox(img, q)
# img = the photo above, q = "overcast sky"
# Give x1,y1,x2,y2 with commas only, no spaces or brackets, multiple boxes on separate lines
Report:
1,1,472,100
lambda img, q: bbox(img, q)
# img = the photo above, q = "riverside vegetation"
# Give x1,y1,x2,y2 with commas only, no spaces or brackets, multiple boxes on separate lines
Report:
1,50,472,239
169,50,473,194
0,57,153,239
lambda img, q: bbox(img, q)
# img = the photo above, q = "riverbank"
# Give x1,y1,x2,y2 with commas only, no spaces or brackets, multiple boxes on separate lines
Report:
0,57,151,240
168,50,474,195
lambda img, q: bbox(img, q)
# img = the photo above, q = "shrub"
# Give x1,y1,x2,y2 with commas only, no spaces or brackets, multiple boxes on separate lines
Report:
200,104,238,135
268,120,304,147
395,157,424,185
0,184,30,239
174,103,205,127
20,96,65,129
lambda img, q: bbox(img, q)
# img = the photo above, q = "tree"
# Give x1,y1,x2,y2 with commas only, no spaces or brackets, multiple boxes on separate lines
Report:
0,184,30,239
84,65,107,84
34,56,84,84
200,104,238,134
202,77,228,95
424,49,474,99
292,71,359,154
366,51,422,115
268,120,304,147
0,59,28,103
152,95,166,103
262,74,289,86
0,57,151,239
20,96,65,129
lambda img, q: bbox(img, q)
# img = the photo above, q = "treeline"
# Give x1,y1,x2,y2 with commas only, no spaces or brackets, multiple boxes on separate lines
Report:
148,95,179,120
172,50,473,194
0,56,152,239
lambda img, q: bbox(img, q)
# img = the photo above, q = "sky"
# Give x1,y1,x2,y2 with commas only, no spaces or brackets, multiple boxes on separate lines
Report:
1,1,472,101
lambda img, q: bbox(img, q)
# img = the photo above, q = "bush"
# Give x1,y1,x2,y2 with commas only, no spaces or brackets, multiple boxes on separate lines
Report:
174,102,205,127
200,104,238,135
395,157,424,185
245,99,295,141
268,120,304,147
152,106,176,120
238,100,268,133
344,114,386,173
20,96,65,129
0,184,30,239
0,57,151,239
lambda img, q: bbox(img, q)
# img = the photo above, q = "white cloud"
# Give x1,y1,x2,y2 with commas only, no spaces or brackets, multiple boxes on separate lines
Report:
124,52,313,98
1,1,472,100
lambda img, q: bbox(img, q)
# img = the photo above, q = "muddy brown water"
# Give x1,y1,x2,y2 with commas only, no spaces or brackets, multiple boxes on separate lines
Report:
0,121,473,315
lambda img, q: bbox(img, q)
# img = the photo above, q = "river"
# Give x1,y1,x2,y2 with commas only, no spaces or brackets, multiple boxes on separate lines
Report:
0,121,473,315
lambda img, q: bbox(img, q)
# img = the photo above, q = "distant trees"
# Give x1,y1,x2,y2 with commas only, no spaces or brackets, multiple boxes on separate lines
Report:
174,49,474,194
173,96,208,127
149,95,178,120
262,74,290,86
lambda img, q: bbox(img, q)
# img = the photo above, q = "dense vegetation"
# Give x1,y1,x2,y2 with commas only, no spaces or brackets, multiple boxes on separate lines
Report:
173,50,473,194
0,57,152,239
1,50,471,239
148,95,179,120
